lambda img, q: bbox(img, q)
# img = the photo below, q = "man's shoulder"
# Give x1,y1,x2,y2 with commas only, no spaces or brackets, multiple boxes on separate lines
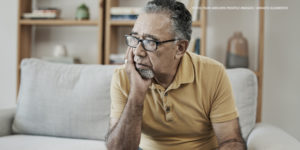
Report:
114,64,126,73
112,64,128,82
112,64,127,75
187,51,224,70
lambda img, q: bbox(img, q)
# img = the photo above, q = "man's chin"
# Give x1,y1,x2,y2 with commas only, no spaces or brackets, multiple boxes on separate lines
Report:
136,68,154,79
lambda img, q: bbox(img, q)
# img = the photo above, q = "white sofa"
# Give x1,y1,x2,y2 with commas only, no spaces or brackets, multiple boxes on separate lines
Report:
0,58,299,150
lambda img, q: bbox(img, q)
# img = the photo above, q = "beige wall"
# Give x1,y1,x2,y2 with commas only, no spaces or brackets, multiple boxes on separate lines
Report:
206,0,300,141
206,0,259,70
0,0,18,109
0,0,299,140
262,0,300,140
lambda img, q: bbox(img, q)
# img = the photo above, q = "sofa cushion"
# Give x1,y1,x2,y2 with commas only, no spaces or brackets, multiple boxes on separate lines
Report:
13,58,119,140
0,135,106,150
226,68,258,140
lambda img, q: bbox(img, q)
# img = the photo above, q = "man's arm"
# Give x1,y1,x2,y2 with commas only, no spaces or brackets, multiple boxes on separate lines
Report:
105,47,151,150
212,118,247,150
105,93,145,150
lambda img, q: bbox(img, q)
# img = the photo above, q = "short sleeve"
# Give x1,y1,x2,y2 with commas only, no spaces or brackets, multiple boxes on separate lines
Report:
110,67,129,119
210,65,239,123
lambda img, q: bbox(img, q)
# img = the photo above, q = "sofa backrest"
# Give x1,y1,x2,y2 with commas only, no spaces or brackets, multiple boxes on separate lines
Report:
13,58,119,140
226,68,258,140
13,58,257,141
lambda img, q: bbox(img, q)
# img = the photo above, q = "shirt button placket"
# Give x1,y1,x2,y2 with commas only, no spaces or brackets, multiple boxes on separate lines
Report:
163,92,169,112
160,90,172,121
164,92,168,96
165,106,170,113
166,110,173,121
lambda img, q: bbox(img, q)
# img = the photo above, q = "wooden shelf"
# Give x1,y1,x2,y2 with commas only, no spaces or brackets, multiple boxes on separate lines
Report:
110,20,135,26
109,20,201,27
19,19,99,26
192,21,201,27
17,0,105,95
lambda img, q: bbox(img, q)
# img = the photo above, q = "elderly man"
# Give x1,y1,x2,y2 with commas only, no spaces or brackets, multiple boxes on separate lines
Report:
106,0,246,150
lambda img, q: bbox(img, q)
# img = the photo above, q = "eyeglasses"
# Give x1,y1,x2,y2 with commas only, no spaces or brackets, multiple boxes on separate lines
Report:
124,35,177,52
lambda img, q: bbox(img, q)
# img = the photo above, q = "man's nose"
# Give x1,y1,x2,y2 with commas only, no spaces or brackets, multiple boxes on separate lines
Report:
133,42,147,57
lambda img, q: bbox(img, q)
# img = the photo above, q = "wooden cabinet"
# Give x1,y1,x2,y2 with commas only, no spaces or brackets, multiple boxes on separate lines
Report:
16,0,104,92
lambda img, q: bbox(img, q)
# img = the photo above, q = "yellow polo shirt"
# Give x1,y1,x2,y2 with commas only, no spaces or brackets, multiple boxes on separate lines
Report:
110,51,238,150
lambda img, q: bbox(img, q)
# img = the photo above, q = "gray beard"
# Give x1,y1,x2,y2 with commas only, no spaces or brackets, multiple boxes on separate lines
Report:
136,68,154,79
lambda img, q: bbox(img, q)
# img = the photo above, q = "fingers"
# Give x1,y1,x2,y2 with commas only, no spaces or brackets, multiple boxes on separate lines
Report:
127,47,134,64
124,47,134,65
125,47,130,60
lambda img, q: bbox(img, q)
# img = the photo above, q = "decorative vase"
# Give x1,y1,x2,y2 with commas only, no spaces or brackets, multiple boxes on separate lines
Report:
226,32,249,68
53,45,67,57
75,4,89,20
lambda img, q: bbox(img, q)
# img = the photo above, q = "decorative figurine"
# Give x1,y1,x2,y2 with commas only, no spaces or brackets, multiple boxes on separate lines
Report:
75,4,90,20
53,45,67,57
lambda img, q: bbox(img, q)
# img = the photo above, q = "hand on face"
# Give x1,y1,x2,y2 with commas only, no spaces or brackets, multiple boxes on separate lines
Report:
125,47,152,98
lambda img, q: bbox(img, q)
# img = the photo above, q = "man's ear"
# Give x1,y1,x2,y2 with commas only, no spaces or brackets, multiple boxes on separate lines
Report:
175,40,189,59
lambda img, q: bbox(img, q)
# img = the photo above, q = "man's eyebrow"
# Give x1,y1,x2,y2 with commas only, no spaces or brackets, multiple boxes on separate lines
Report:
144,34,159,41
129,31,159,41
130,31,138,35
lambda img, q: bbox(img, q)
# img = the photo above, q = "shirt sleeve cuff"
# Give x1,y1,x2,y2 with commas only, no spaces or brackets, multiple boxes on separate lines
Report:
110,111,122,119
210,111,239,123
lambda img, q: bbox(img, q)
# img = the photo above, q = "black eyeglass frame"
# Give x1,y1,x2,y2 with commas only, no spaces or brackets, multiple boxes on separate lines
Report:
124,34,178,52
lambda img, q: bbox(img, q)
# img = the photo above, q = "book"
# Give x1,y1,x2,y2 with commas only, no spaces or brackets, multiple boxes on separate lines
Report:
110,7,142,21
110,53,125,64
195,38,201,55
22,8,60,19
110,7,142,15
187,38,200,55
111,15,138,20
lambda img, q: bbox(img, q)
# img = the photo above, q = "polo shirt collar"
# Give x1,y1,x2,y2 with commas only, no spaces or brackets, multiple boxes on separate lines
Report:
150,52,195,90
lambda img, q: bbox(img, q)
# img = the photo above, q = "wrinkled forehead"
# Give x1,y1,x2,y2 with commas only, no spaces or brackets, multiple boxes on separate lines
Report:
132,13,174,40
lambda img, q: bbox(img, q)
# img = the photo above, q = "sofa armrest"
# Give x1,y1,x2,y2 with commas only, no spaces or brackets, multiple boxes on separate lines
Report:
0,107,16,137
247,123,300,150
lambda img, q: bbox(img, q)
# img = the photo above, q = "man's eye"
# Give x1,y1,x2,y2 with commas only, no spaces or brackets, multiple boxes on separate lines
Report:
144,40,151,44
150,40,156,44
144,40,156,47
130,36,138,40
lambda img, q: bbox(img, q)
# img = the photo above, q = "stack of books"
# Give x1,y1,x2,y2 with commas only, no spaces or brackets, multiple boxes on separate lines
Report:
23,8,60,19
110,7,142,20
110,53,125,64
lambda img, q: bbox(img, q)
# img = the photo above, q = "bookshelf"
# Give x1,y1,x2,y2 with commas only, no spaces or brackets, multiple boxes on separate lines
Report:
19,19,99,26
109,20,202,27
104,0,207,64
16,0,104,93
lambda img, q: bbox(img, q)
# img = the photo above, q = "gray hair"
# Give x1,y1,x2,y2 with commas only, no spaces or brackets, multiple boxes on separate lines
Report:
143,0,192,41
